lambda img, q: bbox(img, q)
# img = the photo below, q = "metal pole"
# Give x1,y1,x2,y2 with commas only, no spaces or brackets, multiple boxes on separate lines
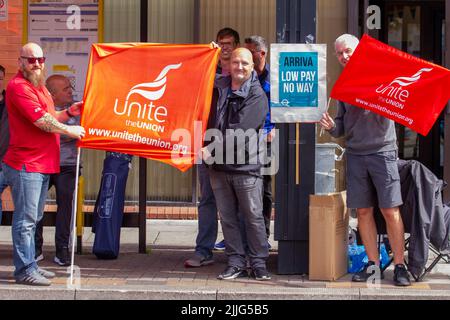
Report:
69,147,82,287
138,0,148,254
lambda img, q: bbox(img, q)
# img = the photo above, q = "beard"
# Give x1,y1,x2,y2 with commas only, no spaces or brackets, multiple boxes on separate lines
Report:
22,66,46,88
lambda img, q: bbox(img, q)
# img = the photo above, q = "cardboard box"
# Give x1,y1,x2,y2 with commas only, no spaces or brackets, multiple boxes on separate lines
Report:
309,191,349,281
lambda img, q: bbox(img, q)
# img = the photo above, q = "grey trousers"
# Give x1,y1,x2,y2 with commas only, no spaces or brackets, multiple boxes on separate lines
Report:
209,169,268,269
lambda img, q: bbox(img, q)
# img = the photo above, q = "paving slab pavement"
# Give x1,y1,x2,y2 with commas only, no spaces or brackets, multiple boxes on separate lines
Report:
0,221,449,300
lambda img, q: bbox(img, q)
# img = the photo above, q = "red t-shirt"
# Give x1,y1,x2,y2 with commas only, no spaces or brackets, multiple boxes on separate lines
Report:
3,72,60,174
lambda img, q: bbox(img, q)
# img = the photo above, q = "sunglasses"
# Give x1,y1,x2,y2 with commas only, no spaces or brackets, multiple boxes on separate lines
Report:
21,56,46,64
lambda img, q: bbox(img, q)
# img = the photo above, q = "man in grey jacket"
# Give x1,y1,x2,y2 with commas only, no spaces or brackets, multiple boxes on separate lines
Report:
35,74,80,266
203,48,270,281
320,34,411,286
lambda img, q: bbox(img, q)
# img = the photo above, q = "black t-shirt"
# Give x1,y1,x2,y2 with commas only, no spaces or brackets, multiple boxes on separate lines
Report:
0,90,9,162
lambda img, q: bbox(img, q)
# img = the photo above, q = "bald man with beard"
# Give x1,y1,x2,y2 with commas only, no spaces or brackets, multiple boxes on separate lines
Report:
202,48,270,281
2,43,85,286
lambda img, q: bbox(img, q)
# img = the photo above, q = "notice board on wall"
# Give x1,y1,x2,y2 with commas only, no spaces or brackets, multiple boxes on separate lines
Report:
25,0,103,101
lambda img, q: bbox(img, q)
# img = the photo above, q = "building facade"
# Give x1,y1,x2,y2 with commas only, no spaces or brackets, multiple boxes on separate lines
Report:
1,0,448,207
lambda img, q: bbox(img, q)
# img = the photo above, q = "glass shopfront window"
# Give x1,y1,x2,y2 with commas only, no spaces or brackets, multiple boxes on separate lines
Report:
382,1,445,177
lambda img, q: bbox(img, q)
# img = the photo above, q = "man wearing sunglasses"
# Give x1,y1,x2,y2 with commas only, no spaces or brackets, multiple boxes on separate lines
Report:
2,42,85,286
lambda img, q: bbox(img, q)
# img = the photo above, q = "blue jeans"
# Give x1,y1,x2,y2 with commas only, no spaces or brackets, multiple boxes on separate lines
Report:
3,164,50,278
0,165,9,224
195,163,218,258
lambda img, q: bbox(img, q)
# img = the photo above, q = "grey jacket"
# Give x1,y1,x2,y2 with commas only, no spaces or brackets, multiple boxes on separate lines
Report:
374,160,450,278
328,101,397,155
207,71,268,176
56,104,80,166
397,160,450,278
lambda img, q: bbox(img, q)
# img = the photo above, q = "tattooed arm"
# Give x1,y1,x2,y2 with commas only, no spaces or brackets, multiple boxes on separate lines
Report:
34,113,85,140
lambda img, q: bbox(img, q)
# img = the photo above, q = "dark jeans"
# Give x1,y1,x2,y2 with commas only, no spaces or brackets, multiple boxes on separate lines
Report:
35,165,77,253
262,174,272,238
194,163,218,258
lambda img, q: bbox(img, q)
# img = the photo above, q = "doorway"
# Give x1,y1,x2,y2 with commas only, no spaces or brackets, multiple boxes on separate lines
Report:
380,1,445,177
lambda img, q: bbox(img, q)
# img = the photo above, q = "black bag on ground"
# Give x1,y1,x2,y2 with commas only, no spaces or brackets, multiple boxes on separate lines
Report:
92,152,132,259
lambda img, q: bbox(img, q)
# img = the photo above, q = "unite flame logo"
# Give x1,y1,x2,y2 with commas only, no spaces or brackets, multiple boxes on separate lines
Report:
126,63,182,101
386,68,433,87
375,67,433,109
114,63,182,126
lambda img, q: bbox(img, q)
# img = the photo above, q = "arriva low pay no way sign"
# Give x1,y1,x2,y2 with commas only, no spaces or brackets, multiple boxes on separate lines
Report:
270,44,327,123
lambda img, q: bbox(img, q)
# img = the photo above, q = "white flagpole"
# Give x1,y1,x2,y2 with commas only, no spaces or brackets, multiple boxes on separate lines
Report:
70,147,82,286
319,97,332,137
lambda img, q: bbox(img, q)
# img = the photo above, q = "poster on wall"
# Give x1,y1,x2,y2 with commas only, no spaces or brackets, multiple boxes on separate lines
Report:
270,43,327,123
0,0,8,21
27,0,102,101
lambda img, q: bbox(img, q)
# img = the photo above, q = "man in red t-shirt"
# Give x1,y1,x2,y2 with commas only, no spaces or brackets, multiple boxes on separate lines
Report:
2,42,85,286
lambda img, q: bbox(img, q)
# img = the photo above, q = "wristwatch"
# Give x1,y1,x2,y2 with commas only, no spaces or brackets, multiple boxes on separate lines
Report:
66,108,75,117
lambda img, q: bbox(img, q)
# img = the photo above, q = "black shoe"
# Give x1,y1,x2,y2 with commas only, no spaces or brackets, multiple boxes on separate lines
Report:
35,248,43,262
393,264,411,287
251,267,271,281
54,247,70,266
217,266,248,280
352,261,384,282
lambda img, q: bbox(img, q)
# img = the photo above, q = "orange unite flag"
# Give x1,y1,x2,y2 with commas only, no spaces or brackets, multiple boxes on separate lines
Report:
78,43,220,172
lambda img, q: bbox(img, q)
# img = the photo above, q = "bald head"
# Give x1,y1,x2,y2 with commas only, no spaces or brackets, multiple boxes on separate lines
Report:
20,42,44,58
46,74,69,91
46,74,73,106
231,48,253,62
19,42,46,87
230,48,254,89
